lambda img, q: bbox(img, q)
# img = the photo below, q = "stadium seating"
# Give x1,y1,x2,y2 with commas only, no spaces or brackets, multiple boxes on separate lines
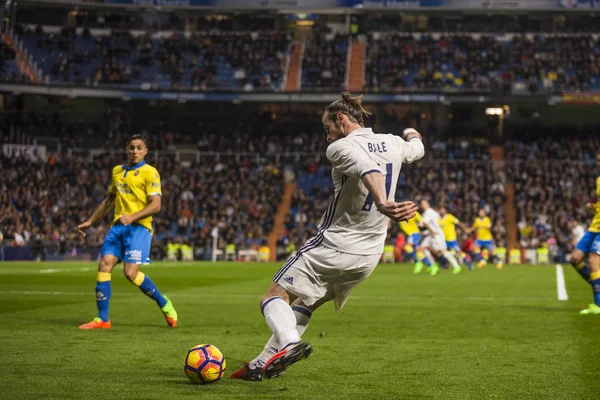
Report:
20,27,292,91
364,33,600,93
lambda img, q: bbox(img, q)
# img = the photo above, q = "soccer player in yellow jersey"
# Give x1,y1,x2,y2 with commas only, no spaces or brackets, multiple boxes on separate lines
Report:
470,209,501,269
570,152,600,315
439,206,473,270
77,134,178,329
400,212,437,274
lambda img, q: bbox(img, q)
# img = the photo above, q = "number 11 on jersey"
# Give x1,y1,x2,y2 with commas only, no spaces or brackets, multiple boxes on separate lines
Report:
361,163,393,211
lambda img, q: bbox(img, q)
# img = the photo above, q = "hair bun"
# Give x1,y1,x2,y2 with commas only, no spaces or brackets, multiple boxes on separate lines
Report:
341,91,352,101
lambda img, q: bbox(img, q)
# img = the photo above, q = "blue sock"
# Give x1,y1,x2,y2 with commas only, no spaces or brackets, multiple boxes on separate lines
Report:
135,272,167,307
96,272,112,322
574,262,591,284
423,255,433,267
465,259,474,270
591,271,600,306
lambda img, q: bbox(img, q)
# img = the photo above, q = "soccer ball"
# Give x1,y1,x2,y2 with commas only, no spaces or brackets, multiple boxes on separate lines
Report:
184,344,227,384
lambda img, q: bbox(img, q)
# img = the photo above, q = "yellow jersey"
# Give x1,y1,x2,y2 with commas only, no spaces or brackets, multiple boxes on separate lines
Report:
440,213,460,242
474,217,492,241
399,212,422,236
590,177,600,233
109,161,161,233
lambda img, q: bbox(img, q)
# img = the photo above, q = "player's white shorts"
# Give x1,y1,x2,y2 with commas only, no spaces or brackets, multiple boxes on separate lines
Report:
421,234,447,252
273,245,381,312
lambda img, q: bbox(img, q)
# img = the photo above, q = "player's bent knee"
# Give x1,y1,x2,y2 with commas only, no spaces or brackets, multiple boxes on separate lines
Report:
98,256,117,272
122,265,140,282
571,250,584,265
260,282,292,307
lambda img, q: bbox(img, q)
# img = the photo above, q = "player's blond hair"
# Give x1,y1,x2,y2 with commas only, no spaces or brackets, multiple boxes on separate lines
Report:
324,91,372,127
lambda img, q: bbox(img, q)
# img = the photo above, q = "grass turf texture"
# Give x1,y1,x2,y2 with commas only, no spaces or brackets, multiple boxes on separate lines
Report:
0,261,599,400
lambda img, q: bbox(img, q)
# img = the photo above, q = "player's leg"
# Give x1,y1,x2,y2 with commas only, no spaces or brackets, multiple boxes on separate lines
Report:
79,254,119,329
419,237,439,276
263,246,352,378
123,225,177,327
414,245,428,274
79,225,123,329
571,232,593,284
236,297,327,381
442,250,462,274
580,234,600,315
451,241,473,270
260,281,314,378
473,241,487,268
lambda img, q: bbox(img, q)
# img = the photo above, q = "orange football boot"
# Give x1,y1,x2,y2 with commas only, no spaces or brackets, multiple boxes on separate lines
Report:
79,317,111,330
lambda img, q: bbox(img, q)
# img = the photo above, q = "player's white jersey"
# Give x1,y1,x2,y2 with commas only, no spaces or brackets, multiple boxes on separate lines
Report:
312,127,424,255
422,208,444,237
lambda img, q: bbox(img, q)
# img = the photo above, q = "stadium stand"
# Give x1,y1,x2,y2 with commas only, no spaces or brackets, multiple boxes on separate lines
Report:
18,25,292,91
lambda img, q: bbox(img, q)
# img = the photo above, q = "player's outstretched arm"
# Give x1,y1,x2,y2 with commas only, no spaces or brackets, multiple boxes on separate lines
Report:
77,193,116,237
362,172,417,222
119,195,161,226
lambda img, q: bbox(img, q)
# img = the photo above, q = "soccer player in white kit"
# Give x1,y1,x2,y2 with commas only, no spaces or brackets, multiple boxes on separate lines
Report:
231,92,424,381
419,200,462,275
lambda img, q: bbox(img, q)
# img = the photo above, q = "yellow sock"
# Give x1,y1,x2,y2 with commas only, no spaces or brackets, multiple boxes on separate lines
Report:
133,272,145,286
97,272,111,282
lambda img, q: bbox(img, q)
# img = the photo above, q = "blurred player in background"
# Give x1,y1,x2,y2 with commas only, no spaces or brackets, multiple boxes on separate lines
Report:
570,151,600,315
399,212,436,274
470,209,501,269
232,92,424,381
77,134,178,329
420,200,462,275
439,206,473,270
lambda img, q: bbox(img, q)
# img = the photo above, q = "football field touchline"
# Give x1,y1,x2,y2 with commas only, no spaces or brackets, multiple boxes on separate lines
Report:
0,290,554,302
555,264,569,301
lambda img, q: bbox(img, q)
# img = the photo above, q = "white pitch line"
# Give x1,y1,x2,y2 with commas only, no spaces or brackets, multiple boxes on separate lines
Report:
556,264,569,301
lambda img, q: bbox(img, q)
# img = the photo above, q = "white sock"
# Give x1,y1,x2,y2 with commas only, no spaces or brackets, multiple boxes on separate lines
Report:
262,297,301,350
424,249,435,265
250,304,312,369
291,304,312,336
443,251,461,269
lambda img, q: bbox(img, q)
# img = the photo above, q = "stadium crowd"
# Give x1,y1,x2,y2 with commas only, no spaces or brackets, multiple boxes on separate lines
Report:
2,109,598,264
365,33,600,93
0,150,283,261
9,15,599,93
21,25,291,91
506,135,600,261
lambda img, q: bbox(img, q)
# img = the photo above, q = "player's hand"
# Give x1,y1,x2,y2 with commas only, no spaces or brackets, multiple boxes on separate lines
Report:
119,213,135,226
585,203,595,210
377,200,418,222
77,220,92,237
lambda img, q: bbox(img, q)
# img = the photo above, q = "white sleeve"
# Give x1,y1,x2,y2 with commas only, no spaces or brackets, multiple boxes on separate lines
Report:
393,134,425,163
326,140,380,180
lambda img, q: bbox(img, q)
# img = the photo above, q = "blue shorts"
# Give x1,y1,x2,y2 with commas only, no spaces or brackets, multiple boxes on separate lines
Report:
101,223,152,264
407,233,421,245
476,239,493,249
446,240,461,251
576,231,600,255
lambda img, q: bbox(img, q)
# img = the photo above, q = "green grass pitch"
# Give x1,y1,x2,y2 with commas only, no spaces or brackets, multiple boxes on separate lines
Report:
0,261,599,400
